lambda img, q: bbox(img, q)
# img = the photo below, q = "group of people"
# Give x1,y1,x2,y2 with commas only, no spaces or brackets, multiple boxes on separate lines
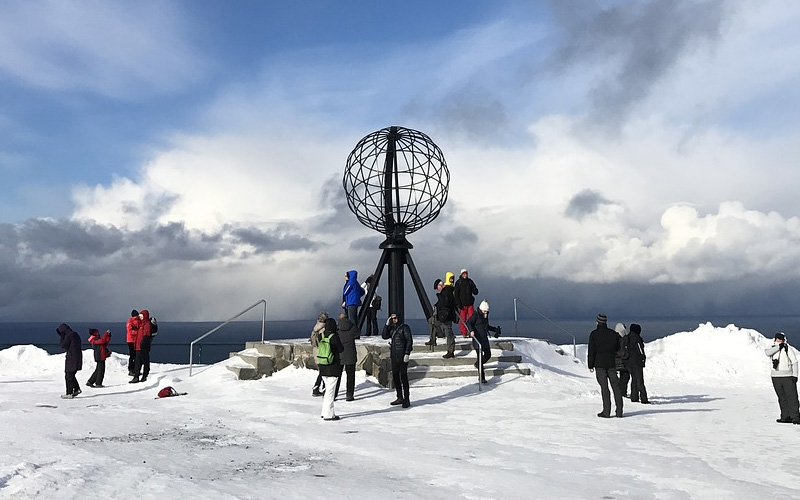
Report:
56,324,113,398
126,309,158,384
587,314,649,418
56,308,157,399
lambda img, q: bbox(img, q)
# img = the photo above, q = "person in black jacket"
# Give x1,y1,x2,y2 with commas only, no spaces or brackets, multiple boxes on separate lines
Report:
318,318,345,421
427,277,457,359
453,269,479,337
382,313,413,408
335,313,360,401
587,314,623,418
625,323,649,404
57,323,82,399
466,300,499,383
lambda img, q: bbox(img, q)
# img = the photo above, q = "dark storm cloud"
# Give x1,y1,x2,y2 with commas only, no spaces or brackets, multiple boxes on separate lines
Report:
547,0,726,127
564,189,614,220
230,225,318,254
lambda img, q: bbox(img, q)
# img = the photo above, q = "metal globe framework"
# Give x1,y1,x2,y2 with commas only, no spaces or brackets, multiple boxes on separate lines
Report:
343,126,449,324
343,126,449,237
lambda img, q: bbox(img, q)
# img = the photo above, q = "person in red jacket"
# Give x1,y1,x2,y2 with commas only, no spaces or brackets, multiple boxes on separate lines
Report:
130,309,152,384
87,328,111,388
126,309,139,377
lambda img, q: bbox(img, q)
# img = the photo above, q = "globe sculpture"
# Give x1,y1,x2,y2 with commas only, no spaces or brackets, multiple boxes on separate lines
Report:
343,126,450,324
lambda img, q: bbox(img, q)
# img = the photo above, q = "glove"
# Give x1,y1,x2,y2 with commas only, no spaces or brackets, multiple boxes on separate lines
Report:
403,354,410,363
386,317,392,326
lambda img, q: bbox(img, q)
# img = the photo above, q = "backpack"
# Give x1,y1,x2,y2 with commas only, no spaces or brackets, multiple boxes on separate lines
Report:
316,332,334,366
150,317,159,336
373,294,382,311
158,386,178,398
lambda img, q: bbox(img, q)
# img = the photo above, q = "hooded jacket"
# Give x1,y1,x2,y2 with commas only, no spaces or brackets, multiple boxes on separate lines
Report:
88,329,112,362
453,271,479,309
134,310,152,351
614,323,629,371
57,323,82,373
624,324,646,368
437,275,457,323
126,313,138,344
382,318,413,360
766,343,799,378
342,270,364,307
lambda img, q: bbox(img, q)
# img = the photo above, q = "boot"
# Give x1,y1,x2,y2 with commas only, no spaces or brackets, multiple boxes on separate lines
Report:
129,377,140,384
390,397,404,406
312,389,323,397
402,399,410,408
442,352,454,359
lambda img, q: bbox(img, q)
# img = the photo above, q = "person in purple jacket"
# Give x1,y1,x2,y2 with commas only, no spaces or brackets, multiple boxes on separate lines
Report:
56,323,82,399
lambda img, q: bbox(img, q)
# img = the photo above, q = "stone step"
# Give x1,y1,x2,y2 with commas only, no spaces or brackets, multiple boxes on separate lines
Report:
406,362,531,380
225,364,260,381
418,340,515,352
408,351,522,367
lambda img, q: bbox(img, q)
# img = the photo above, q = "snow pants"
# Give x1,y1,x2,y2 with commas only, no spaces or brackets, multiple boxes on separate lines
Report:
595,367,623,417
772,376,800,422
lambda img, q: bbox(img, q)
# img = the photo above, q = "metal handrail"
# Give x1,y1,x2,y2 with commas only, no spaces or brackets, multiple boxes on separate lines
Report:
189,299,267,376
513,297,577,357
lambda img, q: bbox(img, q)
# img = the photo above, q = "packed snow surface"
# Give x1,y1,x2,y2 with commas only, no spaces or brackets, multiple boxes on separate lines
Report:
1,323,798,499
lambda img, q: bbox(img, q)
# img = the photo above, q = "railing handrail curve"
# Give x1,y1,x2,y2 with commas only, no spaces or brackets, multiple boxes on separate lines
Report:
189,299,267,376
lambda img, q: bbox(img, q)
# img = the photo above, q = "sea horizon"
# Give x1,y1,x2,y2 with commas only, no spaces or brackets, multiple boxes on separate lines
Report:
3,313,797,365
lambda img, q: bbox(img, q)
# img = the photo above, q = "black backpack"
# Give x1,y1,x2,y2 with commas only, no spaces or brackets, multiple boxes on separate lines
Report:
150,317,159,336
373,294,382,311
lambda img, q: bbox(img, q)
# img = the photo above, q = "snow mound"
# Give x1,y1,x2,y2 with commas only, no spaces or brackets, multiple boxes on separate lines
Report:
645,323,777,387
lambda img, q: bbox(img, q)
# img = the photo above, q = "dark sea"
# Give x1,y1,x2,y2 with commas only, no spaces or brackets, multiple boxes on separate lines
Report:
2,315,798,365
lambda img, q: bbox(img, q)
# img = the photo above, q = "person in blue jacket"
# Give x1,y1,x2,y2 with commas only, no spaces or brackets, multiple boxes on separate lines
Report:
341,270,364,324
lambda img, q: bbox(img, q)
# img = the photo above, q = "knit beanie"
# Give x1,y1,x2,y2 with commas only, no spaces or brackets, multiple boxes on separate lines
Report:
596,314,607,324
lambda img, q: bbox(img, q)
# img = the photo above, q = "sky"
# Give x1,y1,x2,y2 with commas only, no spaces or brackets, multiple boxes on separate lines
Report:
1,324,798,498
2,0,800,322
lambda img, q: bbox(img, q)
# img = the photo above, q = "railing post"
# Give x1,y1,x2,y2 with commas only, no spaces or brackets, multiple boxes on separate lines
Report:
514,298,518,336
261,300,267,343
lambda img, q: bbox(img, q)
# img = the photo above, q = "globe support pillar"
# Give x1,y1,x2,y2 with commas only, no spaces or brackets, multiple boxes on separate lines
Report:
357,237,433,328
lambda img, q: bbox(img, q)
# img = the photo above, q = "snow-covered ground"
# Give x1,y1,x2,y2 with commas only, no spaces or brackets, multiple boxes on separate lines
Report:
1,323,798,499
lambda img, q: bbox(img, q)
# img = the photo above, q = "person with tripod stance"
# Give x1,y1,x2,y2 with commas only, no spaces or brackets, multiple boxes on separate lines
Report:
382,313,413,408
766,333,800,424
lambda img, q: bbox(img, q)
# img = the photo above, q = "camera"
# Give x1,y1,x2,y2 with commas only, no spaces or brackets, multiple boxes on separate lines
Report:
493,325,502,339
773,358,780,370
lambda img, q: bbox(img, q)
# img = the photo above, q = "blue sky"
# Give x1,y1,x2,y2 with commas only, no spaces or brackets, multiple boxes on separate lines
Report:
2,0,800,322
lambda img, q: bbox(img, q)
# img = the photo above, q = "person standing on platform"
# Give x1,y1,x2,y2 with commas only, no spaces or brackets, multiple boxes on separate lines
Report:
126,309,138,377
382,313,413,408
86,328,111,388
466,300,498,383
361,275,380,336
588,314,623,418
342,270,364,325
130,309,152,383
454,269,479,338
57,323,82,399
614,323,630,397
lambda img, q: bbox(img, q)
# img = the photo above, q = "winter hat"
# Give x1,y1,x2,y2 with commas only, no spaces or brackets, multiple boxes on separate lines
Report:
479,300,489,312
88,328,100,336
596,314,607,324
433,278,442,290
131,309,139,317
445,272,455,285
324,317,338,334
629,323,641,334
460,269,468,275
614,323,628,337
775,333,786,341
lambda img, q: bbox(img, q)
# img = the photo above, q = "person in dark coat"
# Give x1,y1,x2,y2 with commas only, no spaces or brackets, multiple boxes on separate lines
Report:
466,300,499,383
335,313,360,401
87,328,111,388
624,323,649,404
318,318,345,420
453,269,479,337
57,323,82,399
427,276,457,359
382,312,413,408
588,314,623,418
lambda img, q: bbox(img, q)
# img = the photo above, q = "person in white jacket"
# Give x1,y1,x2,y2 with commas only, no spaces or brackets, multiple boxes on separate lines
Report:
765,333,800,424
